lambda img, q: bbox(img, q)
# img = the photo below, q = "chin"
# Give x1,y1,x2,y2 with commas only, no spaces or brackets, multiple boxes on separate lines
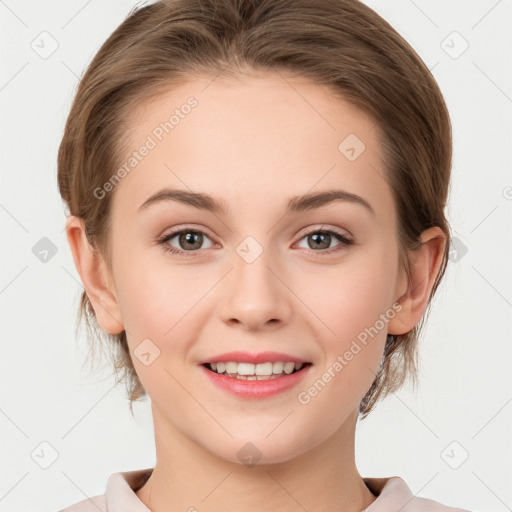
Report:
204,433,314,468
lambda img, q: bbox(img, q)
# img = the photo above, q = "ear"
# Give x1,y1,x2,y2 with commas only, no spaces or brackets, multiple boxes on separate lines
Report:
65,215,125,335
388,226,447,336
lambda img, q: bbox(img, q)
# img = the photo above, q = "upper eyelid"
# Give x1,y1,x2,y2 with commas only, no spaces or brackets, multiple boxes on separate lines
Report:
161,226,216,243
295,225,351,239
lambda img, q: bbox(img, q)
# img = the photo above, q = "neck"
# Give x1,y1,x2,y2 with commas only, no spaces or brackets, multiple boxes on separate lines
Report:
136,405,377,512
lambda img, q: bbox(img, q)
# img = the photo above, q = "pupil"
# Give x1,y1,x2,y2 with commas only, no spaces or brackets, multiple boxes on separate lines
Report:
310,233,330,249
181,232,202,250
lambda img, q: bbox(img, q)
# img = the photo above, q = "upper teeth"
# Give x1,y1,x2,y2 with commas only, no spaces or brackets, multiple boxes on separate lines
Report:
210,361,303,375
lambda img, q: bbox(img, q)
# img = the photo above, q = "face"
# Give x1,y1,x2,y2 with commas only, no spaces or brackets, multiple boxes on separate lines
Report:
105,72,405,464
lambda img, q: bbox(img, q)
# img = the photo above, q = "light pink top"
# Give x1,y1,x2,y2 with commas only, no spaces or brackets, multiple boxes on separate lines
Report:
58,468,471,511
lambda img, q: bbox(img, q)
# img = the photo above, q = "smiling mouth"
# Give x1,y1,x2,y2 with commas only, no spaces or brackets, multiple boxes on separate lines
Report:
202,361,313,380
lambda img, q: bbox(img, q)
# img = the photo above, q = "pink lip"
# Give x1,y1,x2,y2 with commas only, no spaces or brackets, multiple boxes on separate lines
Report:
200,363,312,399
198,351,310,365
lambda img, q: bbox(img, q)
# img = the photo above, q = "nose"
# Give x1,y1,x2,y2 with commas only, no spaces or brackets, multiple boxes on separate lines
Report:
219,247,292,332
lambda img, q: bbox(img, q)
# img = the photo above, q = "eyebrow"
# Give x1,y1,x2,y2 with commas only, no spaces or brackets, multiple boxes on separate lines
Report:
138,187,375,217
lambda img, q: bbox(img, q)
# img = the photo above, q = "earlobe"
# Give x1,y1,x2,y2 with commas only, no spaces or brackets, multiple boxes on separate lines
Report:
388,226,447,336
65,215,125,335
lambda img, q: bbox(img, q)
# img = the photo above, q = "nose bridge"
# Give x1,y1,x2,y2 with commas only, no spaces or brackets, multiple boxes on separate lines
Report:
219,235,291,329
233,236,280,301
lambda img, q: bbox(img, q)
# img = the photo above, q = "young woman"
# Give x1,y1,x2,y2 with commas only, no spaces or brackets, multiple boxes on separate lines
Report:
57,0,470,510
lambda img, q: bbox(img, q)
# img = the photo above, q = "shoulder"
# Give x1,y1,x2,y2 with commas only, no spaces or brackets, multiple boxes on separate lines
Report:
57,494,107,512
364,476,472,512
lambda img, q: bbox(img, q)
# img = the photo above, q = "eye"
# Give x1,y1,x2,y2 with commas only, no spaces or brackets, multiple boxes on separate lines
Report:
157,228,215,255
295,227,353,254
157,226,354,257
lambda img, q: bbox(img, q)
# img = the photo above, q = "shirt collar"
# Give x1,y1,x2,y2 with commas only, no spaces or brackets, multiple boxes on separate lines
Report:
363,476,415,510
363,476,468,511
105,469,459,512
105,468,153,512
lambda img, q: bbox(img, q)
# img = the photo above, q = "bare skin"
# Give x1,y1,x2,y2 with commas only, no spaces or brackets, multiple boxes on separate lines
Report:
66,71,446,511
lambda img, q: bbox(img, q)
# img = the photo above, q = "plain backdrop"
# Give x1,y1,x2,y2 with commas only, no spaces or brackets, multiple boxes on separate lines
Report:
1,1,511,511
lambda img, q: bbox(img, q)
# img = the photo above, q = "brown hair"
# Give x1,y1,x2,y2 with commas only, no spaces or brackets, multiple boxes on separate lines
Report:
58,0,452,419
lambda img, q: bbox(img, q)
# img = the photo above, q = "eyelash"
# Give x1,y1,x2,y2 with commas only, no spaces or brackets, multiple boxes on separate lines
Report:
156,227,354,257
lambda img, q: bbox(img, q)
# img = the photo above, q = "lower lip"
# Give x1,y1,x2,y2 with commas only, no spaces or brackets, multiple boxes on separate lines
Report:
200,364,312,399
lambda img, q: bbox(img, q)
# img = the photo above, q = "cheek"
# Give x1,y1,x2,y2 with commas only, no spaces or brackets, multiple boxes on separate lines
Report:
113,265,196,397
296,249,396,395
302,254,396,343
294,268,390,431
113,243,199,335
113,251,212,369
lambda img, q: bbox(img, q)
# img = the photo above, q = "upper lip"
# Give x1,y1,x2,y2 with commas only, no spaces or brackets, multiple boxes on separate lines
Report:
198,351,311,365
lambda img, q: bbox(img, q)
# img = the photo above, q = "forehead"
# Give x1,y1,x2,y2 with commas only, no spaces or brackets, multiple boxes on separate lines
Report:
112,72,395,225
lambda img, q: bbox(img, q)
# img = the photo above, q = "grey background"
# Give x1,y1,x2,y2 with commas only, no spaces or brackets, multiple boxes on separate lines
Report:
1,1,511,510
